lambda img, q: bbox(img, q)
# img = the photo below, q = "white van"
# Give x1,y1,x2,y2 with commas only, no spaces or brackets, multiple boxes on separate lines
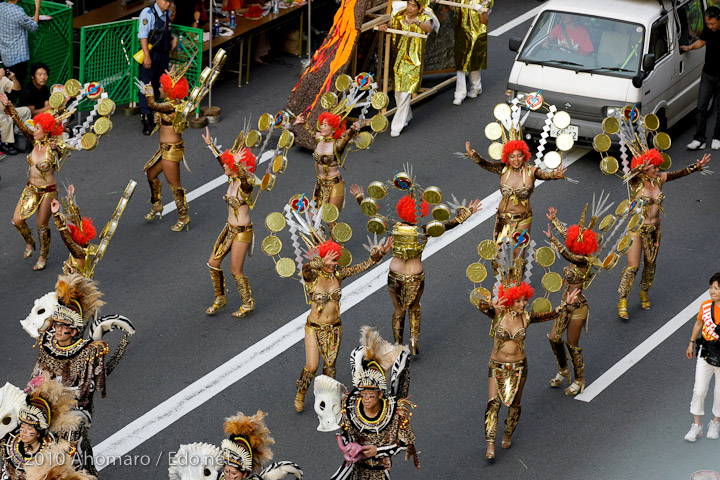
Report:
506,0,708,144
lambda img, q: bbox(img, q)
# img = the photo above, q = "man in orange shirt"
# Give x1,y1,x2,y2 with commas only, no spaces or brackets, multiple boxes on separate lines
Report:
547,14,594,55
685,273,720,441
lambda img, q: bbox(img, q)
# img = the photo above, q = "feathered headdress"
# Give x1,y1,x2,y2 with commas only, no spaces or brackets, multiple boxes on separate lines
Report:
52,273,105,331
221,410,274,473
351,327,410,391
21,372,81,436
24,440,95,480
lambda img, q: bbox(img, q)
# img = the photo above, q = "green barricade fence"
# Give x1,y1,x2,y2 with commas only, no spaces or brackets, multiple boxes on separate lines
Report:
79,20,202,111
20,0,72,86
79,19,138,111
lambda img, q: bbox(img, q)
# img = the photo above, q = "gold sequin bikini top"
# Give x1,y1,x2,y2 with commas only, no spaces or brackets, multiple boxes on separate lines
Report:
500,166,534,207
494,314,527,354
313,150,338,176
310,287,342,314
27,145,57,179
224,193,247,208
563,264,591,285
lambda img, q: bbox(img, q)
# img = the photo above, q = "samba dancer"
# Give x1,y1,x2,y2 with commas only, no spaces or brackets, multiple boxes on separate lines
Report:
138,68,192,231
351,171,481,354
201,127,259,318
295,237,392,412
465,140,566,258
0,92,67,271
294,113,360,214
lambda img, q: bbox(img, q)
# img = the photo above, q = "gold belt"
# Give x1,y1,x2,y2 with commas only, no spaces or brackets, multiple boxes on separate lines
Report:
388,270,425,282
26,182,57,193
489,358,528,370
317,175,342,186
306,318,342,329
497,211,530,221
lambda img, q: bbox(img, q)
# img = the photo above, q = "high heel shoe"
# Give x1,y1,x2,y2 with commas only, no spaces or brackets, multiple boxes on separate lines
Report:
170,216,190,232
144,207,162,221
501,434,512,449
205,296,227,315
549,369,571,388
639,290,651,310
33,258,46,271
564,380,585,396
24,244,34,259
485,441,495,461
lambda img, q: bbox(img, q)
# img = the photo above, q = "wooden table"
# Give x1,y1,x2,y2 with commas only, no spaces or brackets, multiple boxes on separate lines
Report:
201,3,306,86
73,0,155,29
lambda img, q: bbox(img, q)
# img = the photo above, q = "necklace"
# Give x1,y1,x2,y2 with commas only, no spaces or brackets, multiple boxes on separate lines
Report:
321,135,335,143
317,269,335,279
355,397,387,427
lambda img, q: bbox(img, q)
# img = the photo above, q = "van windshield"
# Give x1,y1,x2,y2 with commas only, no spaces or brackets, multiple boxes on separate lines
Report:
518,11,644,78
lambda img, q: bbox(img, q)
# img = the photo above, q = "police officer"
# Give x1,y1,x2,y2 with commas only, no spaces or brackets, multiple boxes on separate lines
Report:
138,0,177,135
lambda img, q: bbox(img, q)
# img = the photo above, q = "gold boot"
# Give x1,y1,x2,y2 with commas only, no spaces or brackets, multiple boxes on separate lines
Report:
13,222,35,258
144,178,163,220
409,306,421,355
565,344,586,396
294,367,315,412
639,262,655,310
206,264,227,315
170,185,190,232
34,225,50,271
503,405,521,448
392,313,405,344
232,274,255,318
548,337,571,388
617,266,638,319
484,397,501,459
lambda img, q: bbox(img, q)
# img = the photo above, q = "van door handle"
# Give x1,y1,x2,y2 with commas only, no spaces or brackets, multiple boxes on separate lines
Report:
645,90,651,95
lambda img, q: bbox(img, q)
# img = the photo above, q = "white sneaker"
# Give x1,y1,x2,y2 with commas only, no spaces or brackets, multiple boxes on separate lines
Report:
687,139,706,150
453,97,463,106
707,419,720,439
685,423,704,441
390,131,400,138
712,139,720,150
467,87,482,98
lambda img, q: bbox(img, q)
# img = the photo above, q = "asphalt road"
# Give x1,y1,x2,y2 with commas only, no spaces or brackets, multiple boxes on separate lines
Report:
2,0,719,478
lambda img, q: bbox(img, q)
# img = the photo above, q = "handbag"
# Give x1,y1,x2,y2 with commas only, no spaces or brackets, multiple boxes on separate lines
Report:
701,302,720,366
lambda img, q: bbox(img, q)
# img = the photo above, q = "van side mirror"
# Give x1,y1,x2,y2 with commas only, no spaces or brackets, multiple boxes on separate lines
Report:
509,37,522,53
642,54,656,73
632,75,644,88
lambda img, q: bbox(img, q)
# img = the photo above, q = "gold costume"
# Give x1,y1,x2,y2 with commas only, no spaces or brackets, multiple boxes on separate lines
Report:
308,128,357,210
454,0,492,72
391,9,434,93
618,165,700,317
294,248,385,411
17,182,57,220
478,299,567,443
306,318,343,378
143,140,186,171
313,174,345,210
212,223,253,259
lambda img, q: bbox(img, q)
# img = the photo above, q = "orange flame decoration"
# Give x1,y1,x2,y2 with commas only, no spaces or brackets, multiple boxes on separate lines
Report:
292,0,361,116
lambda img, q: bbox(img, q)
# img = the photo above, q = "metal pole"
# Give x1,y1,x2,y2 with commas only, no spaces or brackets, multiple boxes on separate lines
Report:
307,0,311,60
208,2,213,108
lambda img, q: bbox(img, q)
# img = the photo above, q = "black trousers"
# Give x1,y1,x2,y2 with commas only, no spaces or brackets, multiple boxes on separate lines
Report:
694,71,720,143
138,50,170,115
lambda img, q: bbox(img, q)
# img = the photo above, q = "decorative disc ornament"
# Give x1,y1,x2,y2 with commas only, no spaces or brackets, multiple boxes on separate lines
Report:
265,212,286,232
525,92,543,111
466,262,488,283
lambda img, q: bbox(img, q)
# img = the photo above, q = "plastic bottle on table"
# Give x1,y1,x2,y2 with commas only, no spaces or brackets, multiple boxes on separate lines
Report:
213,18,220,37
178,33,184,53
230,11,236,28
273,0,279,14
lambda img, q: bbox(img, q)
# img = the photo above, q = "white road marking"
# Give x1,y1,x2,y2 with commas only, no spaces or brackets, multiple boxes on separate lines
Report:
575,290,709,403
94,151,586,467
489,5,542,38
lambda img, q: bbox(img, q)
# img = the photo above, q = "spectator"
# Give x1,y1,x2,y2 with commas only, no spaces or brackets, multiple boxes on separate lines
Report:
685,272,720,442
138,0,177,136
682,6,720,151
0,67,29,154
0,0,40,89
174,0,208,28
18,62,50,116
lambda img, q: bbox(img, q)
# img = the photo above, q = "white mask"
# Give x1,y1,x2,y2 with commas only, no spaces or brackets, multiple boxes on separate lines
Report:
21,291,58,339
313,375,345,432
0,383,26,439
168,442,223,480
